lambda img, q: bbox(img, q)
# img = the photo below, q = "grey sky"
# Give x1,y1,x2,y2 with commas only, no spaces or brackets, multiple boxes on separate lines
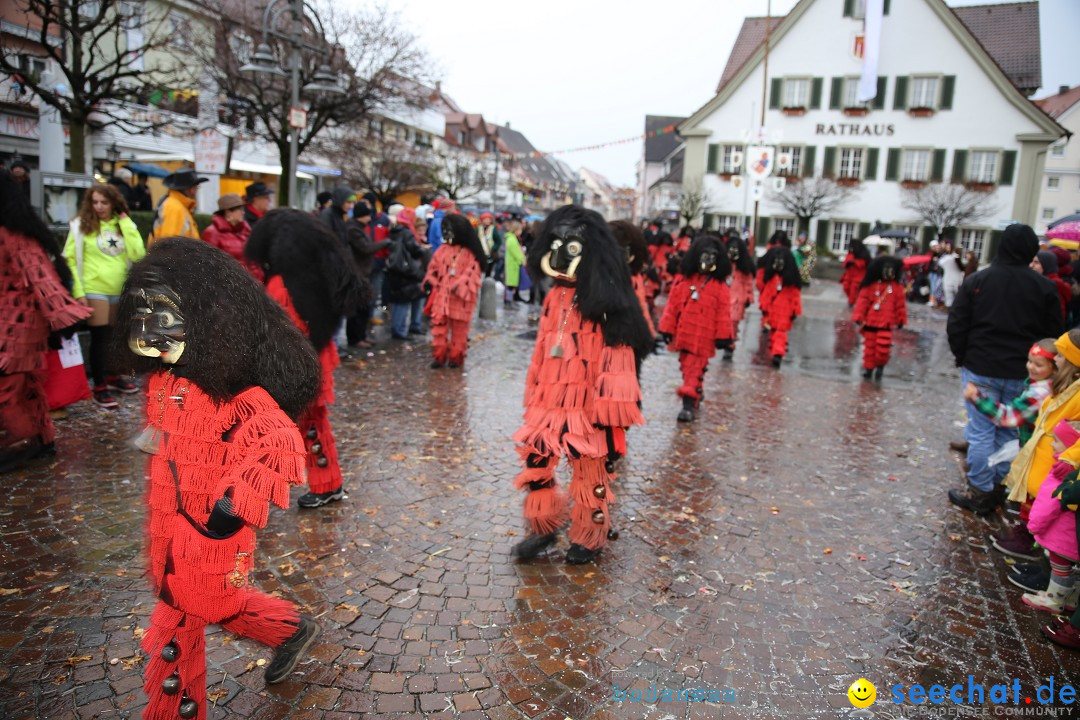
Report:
348,0,1079,187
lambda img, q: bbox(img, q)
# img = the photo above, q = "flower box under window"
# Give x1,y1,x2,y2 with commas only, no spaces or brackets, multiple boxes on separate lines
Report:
900,180,927,189
965,181,995,192
842,107,869,116
781,107,806,116
777,172,800,183
908,107,935,118
718,172,735,180
836,177,860,186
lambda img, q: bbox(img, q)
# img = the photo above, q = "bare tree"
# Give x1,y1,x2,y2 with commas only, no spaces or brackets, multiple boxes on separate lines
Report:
678,177,716,226
335,133,435,208
901,183,997,242
0,0,185,172
770,177,861,246
432,148,487,202
203,1,431,206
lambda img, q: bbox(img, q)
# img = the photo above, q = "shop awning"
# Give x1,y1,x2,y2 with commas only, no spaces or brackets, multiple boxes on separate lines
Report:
133,154,314,179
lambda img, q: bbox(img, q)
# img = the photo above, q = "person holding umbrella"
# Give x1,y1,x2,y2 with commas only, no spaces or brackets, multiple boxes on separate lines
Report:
148,168,207,245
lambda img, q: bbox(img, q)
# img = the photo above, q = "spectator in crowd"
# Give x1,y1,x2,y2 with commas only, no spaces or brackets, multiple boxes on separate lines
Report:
385,207,427,339
947,224,1063,515
939,243,965,308
963,249,979,278
129,172,152,212
503,218,526,304
107,167,134,206
427,198,456,251
244,181,274,227
10,158,31,201
314,191,333,216
148,168,205,244
201,193,261,282
317,185,356,245
477,211,503,277
1031,250,1072,321
345,202,388,349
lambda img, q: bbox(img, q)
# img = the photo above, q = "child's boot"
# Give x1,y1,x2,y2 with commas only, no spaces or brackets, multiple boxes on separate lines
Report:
677,396,696,423
990,522,1040,561
1022,575,1074,613
1042,618,1080,650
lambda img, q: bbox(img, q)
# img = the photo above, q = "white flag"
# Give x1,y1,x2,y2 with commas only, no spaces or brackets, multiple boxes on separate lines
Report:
858,0,885,103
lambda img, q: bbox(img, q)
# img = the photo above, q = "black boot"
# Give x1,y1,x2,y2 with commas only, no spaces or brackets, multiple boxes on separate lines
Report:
677,396,696,423
947,484,1002,517
874,366,884,381
771,354,782,368
264,616,322,684
722,349,734,361
566,543,601,564
512,532,557,559
430,358,445,369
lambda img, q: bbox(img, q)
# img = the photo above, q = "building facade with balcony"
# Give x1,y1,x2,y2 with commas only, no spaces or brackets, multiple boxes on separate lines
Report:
678,0,1065,260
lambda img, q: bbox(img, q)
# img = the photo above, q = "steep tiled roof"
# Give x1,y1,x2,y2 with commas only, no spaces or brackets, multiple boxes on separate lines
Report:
494,124,536,155
644,115,687,163
1036,85,1080,120
650,148,684,189
716,2,1041,96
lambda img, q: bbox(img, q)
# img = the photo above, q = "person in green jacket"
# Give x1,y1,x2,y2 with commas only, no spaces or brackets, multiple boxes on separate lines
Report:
63,183,146,408
503,218,526,304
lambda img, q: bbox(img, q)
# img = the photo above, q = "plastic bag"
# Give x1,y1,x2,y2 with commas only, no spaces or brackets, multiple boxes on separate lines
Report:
988,439,1020,467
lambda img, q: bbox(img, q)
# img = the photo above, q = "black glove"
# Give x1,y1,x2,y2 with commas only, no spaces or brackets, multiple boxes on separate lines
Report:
661,332,674,344
715,339,733,350
205,495,244,539
652,336,663,353
423,281,433,294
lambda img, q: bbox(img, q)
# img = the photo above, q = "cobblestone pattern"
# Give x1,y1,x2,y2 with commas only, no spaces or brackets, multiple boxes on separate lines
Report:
2,284,1078,719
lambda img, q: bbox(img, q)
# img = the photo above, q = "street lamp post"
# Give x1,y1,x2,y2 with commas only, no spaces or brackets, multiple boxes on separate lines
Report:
239,0,343,208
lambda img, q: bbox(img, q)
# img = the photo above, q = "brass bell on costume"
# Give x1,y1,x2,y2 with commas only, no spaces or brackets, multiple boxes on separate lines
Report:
161,672,180,695
310,442,322,454
316,456,328,468
306,428,318,440
160,642,178,663
591,510,605,524
178,697,198,718
592,484,606,499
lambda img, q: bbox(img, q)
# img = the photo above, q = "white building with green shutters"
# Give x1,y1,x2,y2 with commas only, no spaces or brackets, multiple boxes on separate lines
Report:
678,0,1065,260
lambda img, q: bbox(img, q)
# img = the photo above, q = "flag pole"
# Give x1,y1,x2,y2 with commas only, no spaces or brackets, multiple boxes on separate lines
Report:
751,0,771,253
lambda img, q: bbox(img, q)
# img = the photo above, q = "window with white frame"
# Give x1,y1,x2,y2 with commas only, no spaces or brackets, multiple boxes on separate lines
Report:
1043,207,1057,220
1048,176,1061,191
773,217,796,237
784,78,810,108
850,0,867,18
716,215,741,232
1051,143,1066,158
843,77,863,108
839,148,863,179
778,145,802,176
960,228,986,259
910,76,939,109
831,222,856,254
892,224,920,240
720,144,741,174
901,149,931,182
969,151,998,184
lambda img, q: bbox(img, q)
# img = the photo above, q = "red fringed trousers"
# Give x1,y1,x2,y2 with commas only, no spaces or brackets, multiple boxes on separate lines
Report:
519,454,616,551
860,328,893,369
0,372,52,448
431,317,472,365
142,592,297,720
300,403,342,494
769,329,790,358
677,351,710,403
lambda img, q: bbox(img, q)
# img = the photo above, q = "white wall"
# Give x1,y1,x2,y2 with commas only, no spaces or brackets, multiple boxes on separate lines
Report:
1035,103,1080,234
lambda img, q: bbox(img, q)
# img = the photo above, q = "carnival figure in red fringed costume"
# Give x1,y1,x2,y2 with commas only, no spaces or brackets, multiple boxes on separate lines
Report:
609,220,659,344
246,209,365,509
511,205,653,565
0,170,91,472
755,231,790,319
659,234,734,423
759,245,804,368
840,238,871,307
115,239,325,720
852,255,907,381
423,214,485,369
723,228,756,362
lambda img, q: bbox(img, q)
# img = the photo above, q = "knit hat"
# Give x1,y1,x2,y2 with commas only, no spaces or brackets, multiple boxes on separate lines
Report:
1051,247,1073,277
1037,250,1058,275
387,203,405,220
352,203,372,219
1053,419,1080,450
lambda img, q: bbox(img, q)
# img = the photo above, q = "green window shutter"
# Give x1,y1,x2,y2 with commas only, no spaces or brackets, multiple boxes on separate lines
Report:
810,77,824,110
802,146,816,178
922,226,937,248
769,78,782,109
707,144,719,174
823,146,836,179
951,149,968,182
999,150,1017,185
894,76,908,110
885,148,900,181
829,77,843,110
931,149,947,182
817,219,830,250
864,148,879,180
988,230,1003,259
843,0,855,17
859,222,871,239
703,213,715,230
872,77,887,110
883,0,891,14
758,216,771,243
941,75,956,110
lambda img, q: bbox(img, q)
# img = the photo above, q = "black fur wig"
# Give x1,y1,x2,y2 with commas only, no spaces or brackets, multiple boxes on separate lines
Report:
441,214,487,269
861,255,905,287
245,208,366,351
528,205,653,359
0,169,74,290
679,233,732,281
723,231,756,275
848,238,871,262
769,230,792,248
608,220,648,275
113,238,320,420
761,246,804,288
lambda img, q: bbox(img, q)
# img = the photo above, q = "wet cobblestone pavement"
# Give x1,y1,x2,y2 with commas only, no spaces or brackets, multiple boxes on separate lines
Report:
3,283,1080,719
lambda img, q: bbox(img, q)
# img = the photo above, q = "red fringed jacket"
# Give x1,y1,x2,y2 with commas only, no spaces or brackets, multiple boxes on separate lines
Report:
514,285,644,460
266,275,336,407
0,228,90,373
852,280,907,329
840,255,867,303
759,280,802,332
729,271,754,313
659,275,733,357
144,372,305,611
631,274,657,337
423,245,482,322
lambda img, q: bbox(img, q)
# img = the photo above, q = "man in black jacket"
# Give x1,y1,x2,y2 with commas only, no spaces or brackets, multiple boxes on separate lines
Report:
318,185,356,245
946,224,1063,515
